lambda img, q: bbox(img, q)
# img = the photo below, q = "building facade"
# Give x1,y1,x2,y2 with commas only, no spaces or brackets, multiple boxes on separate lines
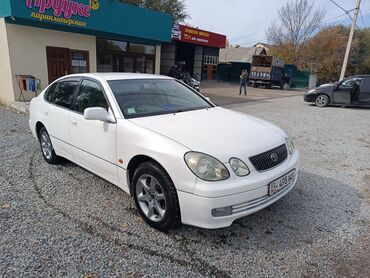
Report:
160,24,226,81
0,0,172,104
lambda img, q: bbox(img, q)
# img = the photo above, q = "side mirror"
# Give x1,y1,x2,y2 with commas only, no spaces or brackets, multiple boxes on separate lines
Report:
84,107,114,122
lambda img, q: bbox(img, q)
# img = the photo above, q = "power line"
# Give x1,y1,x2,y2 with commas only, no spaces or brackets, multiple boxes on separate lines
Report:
328,0,360,28
329,0,353,20
359,8,367,27
322,12,349,24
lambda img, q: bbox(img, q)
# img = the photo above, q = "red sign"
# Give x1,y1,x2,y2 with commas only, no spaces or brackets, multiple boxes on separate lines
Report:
171,24,226,48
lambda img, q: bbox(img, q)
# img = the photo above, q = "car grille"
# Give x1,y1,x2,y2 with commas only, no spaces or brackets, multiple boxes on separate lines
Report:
249,144,287,171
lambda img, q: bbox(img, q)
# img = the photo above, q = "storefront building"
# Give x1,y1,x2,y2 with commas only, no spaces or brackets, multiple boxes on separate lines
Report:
160,24,226,80
0,0,172,104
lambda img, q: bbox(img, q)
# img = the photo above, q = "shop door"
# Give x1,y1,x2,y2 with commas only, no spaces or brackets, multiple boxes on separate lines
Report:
207,65,214,80
46,47,71,83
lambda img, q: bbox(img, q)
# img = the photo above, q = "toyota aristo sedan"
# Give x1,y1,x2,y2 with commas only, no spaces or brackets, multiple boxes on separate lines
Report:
29,73,300,231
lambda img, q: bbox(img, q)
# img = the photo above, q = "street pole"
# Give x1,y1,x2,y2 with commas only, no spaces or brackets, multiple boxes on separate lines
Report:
340,0,361,80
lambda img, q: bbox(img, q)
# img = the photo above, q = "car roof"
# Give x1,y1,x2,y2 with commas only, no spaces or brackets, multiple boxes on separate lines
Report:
347,75,370,78
62,72,174,81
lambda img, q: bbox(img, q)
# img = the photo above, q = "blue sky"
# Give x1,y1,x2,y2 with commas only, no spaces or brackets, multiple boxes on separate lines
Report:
185,0,370,45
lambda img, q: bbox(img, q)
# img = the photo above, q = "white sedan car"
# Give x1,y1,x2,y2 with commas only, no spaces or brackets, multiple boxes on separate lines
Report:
29,73,300,231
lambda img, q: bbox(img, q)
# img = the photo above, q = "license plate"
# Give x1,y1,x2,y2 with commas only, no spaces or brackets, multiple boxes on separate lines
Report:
268,170,296,196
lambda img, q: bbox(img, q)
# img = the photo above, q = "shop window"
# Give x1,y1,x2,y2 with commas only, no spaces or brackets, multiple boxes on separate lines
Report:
96,38,127,52
135,57,145,73
96,38,155,73
97,54,113,72
71,51,89,74
204,55,218,65
124,57,134,72
130,43,155,55
146,59,154,74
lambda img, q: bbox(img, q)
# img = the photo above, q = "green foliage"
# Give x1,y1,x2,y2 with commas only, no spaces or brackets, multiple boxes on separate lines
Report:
114,0,188,22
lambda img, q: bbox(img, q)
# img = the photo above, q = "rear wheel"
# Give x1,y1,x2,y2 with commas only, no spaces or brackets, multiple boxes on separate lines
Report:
132,162,180,232
315,94,329,107
39,127,61,164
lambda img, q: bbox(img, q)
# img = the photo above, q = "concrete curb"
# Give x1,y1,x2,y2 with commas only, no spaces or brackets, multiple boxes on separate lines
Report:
9,102,30,114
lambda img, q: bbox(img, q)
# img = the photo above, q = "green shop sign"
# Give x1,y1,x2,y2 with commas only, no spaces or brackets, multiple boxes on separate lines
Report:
0,0,172,44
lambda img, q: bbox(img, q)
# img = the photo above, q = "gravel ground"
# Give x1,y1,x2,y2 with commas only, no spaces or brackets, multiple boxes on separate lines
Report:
0,96,369,277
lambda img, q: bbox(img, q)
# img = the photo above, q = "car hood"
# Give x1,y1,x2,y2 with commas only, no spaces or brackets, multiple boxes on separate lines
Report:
129,107,286,163
317,83,335,92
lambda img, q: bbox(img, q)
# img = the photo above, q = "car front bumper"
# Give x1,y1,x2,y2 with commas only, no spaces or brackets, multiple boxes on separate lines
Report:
304,93,316,102
177,151,300,229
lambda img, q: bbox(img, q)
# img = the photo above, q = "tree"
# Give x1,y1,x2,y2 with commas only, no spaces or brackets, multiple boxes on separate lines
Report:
266,0,325,66
116,0,188,22
351,28,370,75
300,26,351,83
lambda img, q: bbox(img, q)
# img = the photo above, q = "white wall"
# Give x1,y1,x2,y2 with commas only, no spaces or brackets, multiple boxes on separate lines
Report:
5,23,96,102
0,19,15,105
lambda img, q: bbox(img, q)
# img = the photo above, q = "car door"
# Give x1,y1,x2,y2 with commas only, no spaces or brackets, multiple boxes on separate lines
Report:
359,77,370,105
69,78,118,182
332,82,352,104
333,77,361,104
44,78,80,159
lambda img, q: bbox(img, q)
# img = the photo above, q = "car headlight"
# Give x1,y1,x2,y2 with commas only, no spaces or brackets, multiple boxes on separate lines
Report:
307,89,316,94
229,158,250,177
286,134,295,155
184,152,230,181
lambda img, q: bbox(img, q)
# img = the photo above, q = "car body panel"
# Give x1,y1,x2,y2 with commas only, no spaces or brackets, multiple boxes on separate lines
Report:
69,111,118,182
129,107,286,164
29,73,300,229
178,169,299,229
115,119,197,194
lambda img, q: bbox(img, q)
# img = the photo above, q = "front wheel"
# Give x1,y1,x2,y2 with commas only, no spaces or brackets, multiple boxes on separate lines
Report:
315,94,329,107
132,162,180,232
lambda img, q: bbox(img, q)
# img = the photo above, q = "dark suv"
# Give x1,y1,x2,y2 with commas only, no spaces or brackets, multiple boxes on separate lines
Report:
304,75,370,107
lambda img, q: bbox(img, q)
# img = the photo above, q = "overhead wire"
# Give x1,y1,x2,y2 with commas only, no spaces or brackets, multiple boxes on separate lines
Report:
231,2,363,46
328,0,360,29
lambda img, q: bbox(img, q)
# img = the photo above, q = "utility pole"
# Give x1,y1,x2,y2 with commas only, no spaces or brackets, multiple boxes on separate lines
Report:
340,0,361,80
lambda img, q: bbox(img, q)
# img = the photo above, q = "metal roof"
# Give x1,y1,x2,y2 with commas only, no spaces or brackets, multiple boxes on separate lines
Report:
219,47,266,63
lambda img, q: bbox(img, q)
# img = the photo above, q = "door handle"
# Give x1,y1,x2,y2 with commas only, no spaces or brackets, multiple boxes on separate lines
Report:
70,120,78,126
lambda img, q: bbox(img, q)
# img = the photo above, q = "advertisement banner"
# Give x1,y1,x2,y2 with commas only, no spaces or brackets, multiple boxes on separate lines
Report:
171,24,226,48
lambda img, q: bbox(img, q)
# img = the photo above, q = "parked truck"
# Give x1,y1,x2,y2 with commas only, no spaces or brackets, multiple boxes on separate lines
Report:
249,55,284,89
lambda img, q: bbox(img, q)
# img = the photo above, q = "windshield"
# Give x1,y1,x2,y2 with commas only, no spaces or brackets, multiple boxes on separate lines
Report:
108,79,212,118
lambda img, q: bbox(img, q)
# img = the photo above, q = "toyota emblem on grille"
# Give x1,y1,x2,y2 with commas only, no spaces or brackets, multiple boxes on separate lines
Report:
270,153,278,162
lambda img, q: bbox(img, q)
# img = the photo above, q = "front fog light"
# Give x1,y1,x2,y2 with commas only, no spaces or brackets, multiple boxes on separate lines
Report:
212,206,232,217
229,158,250,177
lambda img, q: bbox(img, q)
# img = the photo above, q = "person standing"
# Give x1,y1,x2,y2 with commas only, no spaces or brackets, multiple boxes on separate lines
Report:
239,70,248,95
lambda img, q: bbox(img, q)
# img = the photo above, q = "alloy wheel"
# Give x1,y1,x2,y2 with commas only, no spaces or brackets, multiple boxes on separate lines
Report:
40,131,53,160
135,174,167,222
316,95,328,107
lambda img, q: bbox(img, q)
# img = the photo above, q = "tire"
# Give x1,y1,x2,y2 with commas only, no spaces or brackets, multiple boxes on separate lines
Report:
315,94,329,107
132,162,180,232
38,127,61,164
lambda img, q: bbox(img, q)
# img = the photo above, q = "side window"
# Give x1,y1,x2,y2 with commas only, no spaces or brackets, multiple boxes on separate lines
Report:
44,82,58,103
341,78,361,88
71,79,109,114
50,80,79,108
